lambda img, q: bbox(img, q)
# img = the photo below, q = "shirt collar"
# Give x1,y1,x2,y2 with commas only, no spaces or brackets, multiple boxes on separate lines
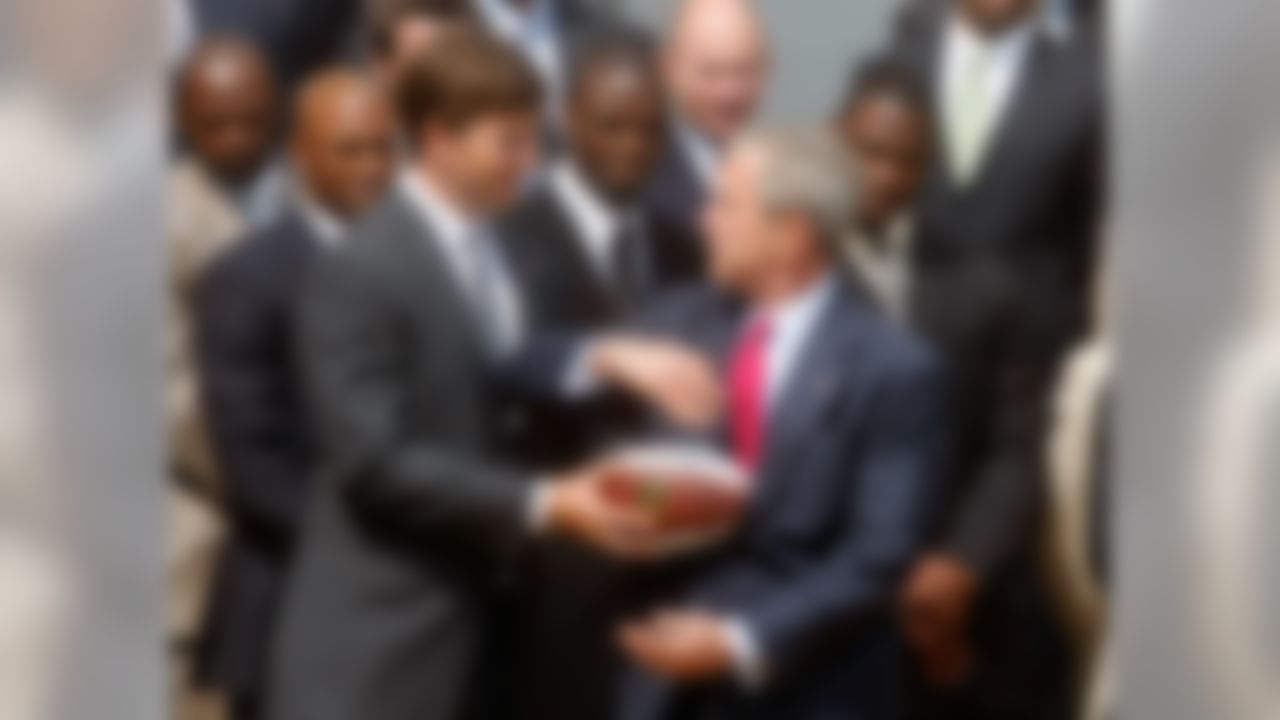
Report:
292,185,346,248
398,166,485,248
673,116,722,187
753,272,836,340
1041,0,1076,43
549,160,626,248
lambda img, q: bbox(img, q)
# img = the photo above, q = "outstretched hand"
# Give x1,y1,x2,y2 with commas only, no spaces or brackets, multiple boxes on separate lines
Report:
588,336,722,431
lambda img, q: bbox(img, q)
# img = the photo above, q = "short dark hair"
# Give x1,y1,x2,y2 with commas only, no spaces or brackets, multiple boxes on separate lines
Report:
368,0,473,58
566,29,659,101
839,54,931,119
397,26,542,137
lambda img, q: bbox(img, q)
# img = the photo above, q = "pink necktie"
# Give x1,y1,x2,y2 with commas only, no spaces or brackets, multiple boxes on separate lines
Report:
729,316,771,470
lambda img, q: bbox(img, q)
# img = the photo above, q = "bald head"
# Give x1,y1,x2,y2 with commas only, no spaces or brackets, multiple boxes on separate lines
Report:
178,36,278,185
291,69,397,218
665,0,769,144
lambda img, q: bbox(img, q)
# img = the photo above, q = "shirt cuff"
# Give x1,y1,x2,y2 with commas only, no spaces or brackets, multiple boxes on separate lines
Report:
725,617,769,692
560,343,601,399
527,481,554,534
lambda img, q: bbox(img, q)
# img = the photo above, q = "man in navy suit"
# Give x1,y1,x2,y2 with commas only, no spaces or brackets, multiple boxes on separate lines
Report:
614,128,945,720
193,69,396,720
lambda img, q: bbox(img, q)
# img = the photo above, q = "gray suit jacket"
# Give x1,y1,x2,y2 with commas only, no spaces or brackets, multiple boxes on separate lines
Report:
265,191,531,720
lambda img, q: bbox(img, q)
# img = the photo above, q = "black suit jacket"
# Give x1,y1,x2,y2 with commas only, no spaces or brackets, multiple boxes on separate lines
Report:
618,280,945,720
496,184,703,720
895,5,1105,354
644,136,710,274
904,260,1049,581
500,183,704,465
265,191,533,720
192,211,322,697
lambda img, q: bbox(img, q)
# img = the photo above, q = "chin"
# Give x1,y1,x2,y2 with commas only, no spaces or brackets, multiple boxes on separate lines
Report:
706,264,739,292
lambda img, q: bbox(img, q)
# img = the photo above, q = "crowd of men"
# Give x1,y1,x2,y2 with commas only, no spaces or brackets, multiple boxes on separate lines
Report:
168,1,1105,719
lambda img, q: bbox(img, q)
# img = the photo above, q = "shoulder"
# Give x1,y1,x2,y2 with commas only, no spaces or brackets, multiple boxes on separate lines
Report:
322,193,417,279
835,286,942,385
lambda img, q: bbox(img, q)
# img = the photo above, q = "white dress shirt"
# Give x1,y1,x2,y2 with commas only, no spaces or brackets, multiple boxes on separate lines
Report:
673,117,722,189
398,168,556,528
727,273,837,690
938,13,1036,183
548,160,646,284
293,188,346,249
754,274,838,410
844,217,914,324
231,161,286,232
398,168,525,355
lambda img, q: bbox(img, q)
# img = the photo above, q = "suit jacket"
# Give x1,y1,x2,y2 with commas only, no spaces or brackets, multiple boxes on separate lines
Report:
265,191,533,720
496,184,704,720
192,210,324,699
618,280,945,720
500,183,704,465
894,5,1104,355
903,260,1049,580
644,136,710,276
169,158,246,649
845,233,1072,718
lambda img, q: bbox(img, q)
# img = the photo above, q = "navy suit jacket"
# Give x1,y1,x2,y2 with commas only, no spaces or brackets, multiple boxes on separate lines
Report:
193,211,321,696
614,280,945,720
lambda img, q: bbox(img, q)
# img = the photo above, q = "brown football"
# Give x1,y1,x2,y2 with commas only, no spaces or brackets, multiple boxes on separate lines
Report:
600,467,746,531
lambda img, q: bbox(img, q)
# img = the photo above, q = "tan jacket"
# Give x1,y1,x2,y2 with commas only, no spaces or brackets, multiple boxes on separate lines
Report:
167,158,244,643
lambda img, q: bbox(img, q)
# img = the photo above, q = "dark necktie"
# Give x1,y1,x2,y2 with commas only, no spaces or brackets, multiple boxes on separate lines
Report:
610,218,649,306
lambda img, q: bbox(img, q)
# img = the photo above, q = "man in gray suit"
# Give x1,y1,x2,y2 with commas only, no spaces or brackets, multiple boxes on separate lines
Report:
266,28,717,720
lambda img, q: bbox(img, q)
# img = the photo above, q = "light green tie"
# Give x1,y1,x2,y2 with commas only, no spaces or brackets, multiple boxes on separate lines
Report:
949,45,994,185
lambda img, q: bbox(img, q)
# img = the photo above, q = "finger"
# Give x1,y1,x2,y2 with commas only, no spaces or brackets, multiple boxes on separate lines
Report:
619,626,671,670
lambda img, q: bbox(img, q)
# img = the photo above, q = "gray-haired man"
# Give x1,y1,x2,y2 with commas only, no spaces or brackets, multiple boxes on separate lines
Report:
611,128,946,720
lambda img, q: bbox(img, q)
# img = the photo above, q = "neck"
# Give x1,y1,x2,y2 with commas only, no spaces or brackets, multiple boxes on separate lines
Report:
749,261,828,309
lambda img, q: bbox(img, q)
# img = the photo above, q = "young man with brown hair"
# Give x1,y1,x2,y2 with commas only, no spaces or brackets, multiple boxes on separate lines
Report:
264,28,716,720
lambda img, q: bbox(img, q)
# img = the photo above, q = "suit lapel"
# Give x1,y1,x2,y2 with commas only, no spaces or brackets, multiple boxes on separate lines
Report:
381,193,488,365
274,210,322,280
757,284,868,496
544,193,628,318
650,139,705,225
964,36,1054,191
